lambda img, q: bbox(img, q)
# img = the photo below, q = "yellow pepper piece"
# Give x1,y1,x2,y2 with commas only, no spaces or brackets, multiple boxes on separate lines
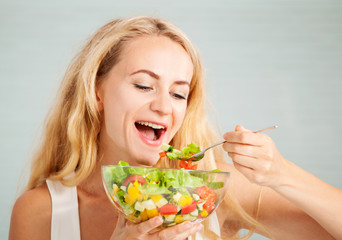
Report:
200,209,208,217
124,194,136,205
174,215,184,223
110,184,120,201
179,196,193,207
146,208,159,218
127,183,141,201
133,180,140,187
140,209,149,221
151,194,163,202
113,184,120,193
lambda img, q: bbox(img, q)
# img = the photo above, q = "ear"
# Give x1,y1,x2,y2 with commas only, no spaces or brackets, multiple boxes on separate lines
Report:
96,87,104,112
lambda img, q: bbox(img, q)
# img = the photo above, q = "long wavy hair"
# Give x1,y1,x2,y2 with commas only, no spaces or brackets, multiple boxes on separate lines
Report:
25,16,264,239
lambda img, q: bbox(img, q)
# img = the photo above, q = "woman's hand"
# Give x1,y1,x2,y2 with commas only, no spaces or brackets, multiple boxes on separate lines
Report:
224,125,342,239
223,125,287,188
111,214,202,240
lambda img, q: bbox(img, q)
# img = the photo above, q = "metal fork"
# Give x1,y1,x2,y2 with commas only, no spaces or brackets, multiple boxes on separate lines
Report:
181,125,278,161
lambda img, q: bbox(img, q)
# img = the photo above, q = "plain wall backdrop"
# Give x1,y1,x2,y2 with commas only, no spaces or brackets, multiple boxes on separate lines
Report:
1,0,341,239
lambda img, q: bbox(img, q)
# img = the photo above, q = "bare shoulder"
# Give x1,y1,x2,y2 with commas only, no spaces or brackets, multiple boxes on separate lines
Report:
9,184,51,240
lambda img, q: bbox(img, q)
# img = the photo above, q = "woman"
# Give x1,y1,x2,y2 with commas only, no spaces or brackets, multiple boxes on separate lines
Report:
9,16,339,240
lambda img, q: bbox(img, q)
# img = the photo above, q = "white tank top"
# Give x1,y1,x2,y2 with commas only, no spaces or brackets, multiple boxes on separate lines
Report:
189,212,221,240
46,179,220,240
46,179,81,240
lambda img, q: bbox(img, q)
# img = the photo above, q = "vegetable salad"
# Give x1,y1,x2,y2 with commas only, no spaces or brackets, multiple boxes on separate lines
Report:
102,161,226,227
159,143,201,170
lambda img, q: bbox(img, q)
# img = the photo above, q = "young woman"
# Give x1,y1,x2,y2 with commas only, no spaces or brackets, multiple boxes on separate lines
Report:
9,16,340,240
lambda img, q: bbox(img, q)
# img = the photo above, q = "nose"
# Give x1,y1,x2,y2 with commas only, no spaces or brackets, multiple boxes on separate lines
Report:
150,90,172,115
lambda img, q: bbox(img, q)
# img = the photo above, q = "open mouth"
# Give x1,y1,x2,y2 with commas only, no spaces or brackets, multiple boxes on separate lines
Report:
135,121,166,141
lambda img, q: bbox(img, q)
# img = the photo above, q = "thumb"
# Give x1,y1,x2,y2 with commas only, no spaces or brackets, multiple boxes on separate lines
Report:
235,124,251,132
116,213,127,228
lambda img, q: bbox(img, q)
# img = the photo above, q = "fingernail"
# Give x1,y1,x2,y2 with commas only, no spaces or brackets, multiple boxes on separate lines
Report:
154,217,163,225
184,222,192,230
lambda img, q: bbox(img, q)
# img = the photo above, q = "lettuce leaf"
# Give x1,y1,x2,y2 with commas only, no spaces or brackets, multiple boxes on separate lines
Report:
105,160,224,191
164,143,201,159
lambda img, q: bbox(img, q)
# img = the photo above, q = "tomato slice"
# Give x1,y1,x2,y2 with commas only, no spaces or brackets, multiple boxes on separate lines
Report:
181,201,197,215
179,160,198,170
195,186,211,199
159,151,167,157
206,191,216,204
196,186,216,200
159,204,178,215
195,185,216,213
203,202,215,213
122,174,146,186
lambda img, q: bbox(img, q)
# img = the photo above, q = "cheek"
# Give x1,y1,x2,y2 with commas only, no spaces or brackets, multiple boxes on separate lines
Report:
103,104,121,136
102,93,128,133
173,105,187,131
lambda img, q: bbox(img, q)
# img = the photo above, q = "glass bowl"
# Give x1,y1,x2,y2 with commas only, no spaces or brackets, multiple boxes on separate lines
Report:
102,165,230,228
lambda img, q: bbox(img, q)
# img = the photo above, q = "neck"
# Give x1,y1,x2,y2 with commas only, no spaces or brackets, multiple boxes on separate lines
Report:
78,161,107,197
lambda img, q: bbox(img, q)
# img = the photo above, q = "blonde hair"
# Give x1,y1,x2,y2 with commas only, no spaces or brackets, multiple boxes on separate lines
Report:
25,16,264,239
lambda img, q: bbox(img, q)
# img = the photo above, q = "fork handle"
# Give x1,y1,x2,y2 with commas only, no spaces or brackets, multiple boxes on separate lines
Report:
205,125,278,151
202,140,226,151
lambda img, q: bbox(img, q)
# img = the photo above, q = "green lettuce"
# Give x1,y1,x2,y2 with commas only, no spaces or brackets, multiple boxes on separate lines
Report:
105,160,224,191
162,143,201,160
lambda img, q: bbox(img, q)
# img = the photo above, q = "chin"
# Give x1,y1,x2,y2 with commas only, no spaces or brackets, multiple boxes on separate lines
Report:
134,153,160,167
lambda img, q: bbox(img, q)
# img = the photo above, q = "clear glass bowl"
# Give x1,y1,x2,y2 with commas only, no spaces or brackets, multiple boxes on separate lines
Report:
102,165,230,228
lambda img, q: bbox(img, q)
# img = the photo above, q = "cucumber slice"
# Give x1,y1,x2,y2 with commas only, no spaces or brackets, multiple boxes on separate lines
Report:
141,199,156,210
134,201,145,212
189,209,199,217
134,210,140,218
164,214,176,222
155,198,168,208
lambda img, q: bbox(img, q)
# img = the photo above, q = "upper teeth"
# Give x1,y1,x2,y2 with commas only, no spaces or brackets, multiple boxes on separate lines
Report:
137,121,165,129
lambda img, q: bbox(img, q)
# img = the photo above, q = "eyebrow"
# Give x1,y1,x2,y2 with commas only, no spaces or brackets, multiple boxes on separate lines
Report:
130,69,190,87
130,69,160,80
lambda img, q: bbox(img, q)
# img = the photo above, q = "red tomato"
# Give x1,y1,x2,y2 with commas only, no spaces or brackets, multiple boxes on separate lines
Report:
159,151,167,157
179,161,188,169
159,204,178,215
122,174,146,186
206,191,216,204
195,186,211,199
203,202,215,213
196,186,216,213
179,160,198,170
181,201,197,215
196,186,216,200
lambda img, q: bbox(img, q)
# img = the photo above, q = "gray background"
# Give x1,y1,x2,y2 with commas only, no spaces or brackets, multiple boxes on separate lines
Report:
1,0,341,239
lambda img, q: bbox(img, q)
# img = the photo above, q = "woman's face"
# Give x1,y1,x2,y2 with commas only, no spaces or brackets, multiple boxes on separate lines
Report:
97,36,193,166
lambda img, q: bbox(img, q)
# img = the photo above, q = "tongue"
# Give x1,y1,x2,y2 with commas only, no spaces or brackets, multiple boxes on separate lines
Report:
136,124,156,140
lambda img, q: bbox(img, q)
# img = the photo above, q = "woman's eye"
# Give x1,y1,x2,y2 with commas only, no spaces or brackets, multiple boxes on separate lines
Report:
171,92,187,100
134,83,152,91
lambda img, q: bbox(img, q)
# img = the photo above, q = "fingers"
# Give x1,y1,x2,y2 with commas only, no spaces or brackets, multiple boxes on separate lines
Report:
224,126,265,146
152,221,202,240
228,152,258,169
115,216,202,240
232,160,266,184
235,124,251,132
132,216,163,236
224,125,284,186
223,141,264,159
116,214,127,229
